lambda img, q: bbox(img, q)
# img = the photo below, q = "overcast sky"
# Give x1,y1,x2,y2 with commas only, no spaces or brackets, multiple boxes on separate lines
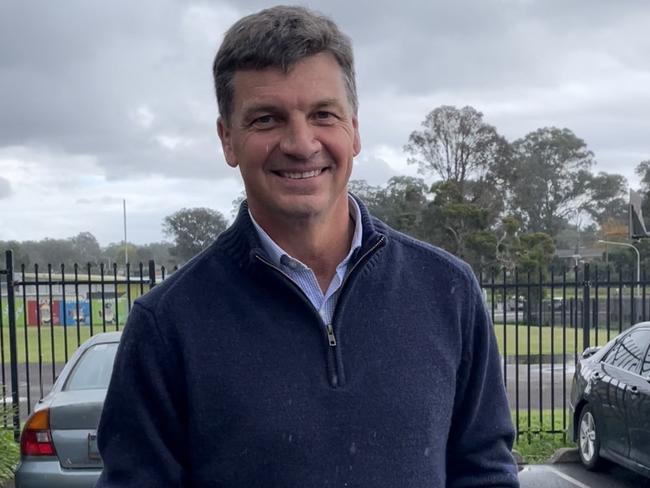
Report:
1,0,649,245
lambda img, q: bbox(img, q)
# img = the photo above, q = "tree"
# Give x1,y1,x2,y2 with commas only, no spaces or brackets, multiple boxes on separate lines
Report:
599,219,628,241
424,181,492,265
509,127,594,236
517,232,556,274
494,216,522,272
162,208,228,262
404,105,509,197
635,160,650,220
103,242,140,268
71,232,102,266
22,238,76,267
230,190,247,220
636,160,650,191
348,179,383,210
0,240,31,267
367,176,429,240
582,172,628,226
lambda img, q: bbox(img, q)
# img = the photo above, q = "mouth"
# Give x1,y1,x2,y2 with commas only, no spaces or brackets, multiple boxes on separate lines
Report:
274,168,328,180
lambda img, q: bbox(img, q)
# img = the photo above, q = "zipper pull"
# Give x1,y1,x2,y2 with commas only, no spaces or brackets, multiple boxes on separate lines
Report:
326,324,337,347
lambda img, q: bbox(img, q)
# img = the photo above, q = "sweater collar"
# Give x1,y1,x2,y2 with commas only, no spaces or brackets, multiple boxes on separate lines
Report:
246,196,363,271
217,193,385,270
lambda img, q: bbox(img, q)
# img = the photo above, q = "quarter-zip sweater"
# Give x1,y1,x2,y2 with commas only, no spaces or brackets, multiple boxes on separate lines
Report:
96,199,519,488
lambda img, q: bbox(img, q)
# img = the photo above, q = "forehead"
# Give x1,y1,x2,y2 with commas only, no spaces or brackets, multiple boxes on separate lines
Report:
230,53,351,114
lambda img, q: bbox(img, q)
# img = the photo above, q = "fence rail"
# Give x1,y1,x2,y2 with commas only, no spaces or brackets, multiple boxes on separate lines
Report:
1,250,648,443
479,262,648,442
0,250,173,440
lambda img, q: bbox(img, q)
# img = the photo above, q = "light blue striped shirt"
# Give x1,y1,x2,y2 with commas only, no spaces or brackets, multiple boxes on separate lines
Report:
249,196,363,326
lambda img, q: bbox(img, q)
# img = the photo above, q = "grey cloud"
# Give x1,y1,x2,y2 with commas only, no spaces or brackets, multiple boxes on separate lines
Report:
0,176,11,199
1,0,649,188
0,0,230,180
351,157,398,187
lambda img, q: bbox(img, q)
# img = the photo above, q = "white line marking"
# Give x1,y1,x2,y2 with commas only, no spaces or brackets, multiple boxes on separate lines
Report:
545,466,592,488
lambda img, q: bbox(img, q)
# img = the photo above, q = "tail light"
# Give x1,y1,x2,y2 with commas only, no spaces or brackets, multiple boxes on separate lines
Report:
20,408,56,456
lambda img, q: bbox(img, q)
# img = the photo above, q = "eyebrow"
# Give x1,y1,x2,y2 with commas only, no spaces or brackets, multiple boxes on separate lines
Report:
241,97,346,121
312,98,345,112
241,104,280,122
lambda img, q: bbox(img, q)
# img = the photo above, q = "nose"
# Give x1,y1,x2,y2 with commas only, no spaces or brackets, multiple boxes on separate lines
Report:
279,118,321,160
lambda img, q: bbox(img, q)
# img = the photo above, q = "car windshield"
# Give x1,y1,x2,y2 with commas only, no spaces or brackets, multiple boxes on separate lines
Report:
64,342,119,391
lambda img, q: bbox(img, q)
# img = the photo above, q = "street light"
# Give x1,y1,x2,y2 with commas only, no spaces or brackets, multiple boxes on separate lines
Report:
597,239,640,294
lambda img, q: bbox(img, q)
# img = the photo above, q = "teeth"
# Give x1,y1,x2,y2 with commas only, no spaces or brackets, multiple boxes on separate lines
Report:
282,169,323,179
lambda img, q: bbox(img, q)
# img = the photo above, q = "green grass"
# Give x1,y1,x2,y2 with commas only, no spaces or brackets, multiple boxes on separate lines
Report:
0,429,18,484
2,324,124,365
0,397,19,484
494,324,619,357
513,409,574,464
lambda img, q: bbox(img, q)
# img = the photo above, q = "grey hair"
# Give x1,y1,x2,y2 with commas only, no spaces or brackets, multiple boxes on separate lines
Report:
212,5,357,124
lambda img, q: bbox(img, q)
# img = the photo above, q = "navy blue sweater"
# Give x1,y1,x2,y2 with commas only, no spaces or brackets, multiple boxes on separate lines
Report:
96,199,518,487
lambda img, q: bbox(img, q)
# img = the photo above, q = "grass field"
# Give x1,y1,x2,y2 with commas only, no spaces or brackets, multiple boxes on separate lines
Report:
0,321,625,365
493,323,621,357
1,323,123,365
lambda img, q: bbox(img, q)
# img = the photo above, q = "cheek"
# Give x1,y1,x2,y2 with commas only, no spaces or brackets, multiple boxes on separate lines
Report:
238,135,277,162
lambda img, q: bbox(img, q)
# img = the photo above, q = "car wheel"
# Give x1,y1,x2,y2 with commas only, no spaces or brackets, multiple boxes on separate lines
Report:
578,404,602,470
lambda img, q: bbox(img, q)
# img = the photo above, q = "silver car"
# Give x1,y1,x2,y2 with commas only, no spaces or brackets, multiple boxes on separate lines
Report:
15,332,121,487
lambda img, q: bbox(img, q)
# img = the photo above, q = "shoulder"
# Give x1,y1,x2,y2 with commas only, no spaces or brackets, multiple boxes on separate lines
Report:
134,238,230,318
372,216,477,290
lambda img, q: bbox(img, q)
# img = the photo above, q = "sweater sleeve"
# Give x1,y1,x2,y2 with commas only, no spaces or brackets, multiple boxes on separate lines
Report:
446,273,519,487
95,302,187,487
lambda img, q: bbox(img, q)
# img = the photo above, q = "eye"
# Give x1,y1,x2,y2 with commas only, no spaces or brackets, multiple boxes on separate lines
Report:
313,111,339,124
251,114,277,128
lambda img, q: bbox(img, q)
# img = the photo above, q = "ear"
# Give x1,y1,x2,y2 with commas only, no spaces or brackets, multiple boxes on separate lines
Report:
217,117,238,168
352,115,361,157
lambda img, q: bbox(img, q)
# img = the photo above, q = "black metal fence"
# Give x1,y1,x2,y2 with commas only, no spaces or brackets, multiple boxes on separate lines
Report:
0,250,175,440
480,263,648,443
1,248,648,444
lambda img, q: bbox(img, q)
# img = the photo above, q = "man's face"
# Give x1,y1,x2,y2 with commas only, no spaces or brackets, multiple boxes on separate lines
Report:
218,53,361,227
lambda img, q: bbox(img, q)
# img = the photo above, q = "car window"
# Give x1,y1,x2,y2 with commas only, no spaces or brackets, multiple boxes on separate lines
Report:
64,342,119,391
604,329,650,374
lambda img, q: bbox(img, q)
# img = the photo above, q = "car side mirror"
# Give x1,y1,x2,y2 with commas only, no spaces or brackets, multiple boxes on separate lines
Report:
581,346,601,359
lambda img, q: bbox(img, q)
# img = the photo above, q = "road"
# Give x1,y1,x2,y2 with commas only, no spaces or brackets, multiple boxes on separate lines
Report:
3,464,649,488
505,360,576,410
1,361,65,420
520,463,650,487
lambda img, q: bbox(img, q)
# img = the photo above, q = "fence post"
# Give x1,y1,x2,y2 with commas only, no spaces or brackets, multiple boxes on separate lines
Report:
5,250,21,441
148,260,156,290
582,263,591,350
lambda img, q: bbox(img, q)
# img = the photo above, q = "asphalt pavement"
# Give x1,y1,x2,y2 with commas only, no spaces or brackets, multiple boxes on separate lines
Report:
519,462,650,487
3,460,650,487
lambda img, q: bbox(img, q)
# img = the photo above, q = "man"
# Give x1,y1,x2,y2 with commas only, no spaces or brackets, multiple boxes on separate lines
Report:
96,6,519,487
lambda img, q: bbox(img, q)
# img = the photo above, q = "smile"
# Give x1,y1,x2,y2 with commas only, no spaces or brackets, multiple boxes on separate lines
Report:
278,168,325,180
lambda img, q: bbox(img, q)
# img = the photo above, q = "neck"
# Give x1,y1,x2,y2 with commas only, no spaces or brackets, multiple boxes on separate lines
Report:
250,199,354,292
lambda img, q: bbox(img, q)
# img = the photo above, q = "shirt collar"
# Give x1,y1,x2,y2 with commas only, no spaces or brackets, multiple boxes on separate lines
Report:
248,195,363,271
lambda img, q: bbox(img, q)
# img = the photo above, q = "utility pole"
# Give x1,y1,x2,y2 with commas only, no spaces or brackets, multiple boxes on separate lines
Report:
123,199,128,269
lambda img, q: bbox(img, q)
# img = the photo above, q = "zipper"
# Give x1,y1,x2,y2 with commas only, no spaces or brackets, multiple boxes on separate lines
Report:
255,253,340,387
326,324,337,346
253,235,386,386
